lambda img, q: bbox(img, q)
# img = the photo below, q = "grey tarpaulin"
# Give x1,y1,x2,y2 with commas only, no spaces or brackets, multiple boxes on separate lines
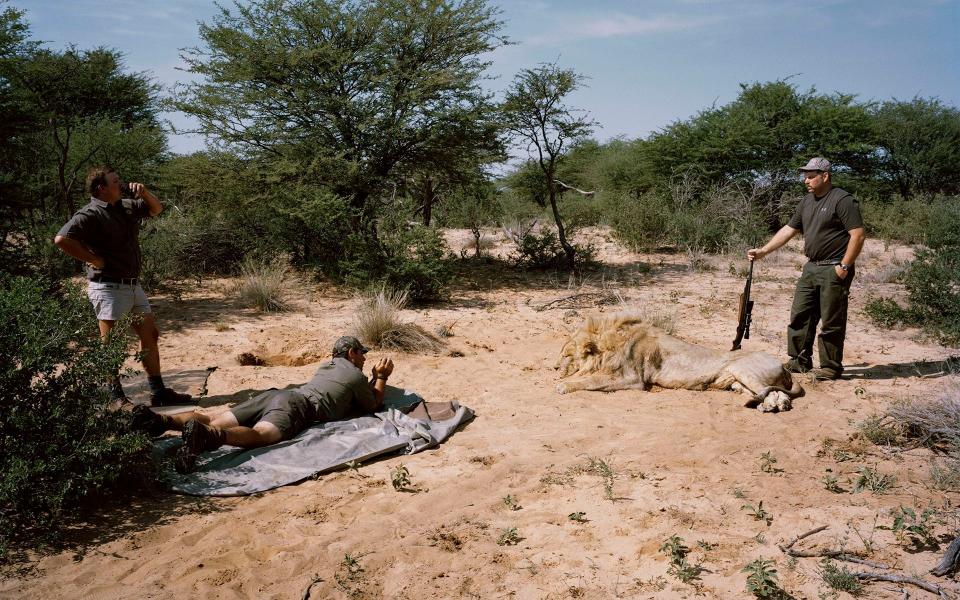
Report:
156,390,474,496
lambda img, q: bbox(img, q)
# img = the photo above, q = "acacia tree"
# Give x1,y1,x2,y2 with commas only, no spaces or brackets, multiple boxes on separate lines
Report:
173,0,507,225
501,63,594,269
872,97,960,200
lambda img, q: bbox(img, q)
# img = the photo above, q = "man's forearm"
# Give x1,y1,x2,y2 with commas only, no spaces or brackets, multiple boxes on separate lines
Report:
842,228,866,265
760,225,799,256
141,188,163,217
54,235,100,267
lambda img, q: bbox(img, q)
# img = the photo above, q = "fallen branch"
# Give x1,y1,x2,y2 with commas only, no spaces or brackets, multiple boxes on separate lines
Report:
534,291,619,312
932,534,960,577
854,571,953,599
779,525,888,568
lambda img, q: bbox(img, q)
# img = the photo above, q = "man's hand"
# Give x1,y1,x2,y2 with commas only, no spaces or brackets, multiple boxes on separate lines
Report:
128,182,147,199
371,357,394,380
746,247,766,261
88,256,105,270
835,265,849,280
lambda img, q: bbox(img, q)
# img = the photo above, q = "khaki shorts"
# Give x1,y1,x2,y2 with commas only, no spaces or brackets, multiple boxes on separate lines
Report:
87,281,152,321
230,389,316,440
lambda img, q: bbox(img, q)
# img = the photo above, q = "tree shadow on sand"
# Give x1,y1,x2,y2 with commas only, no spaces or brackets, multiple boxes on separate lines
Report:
843,356,959,381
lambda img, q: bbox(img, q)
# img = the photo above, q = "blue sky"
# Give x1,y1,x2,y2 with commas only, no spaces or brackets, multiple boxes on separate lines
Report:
16,0,960,155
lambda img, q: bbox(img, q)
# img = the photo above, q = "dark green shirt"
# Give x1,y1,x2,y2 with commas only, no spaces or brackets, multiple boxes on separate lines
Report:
298,357,375,421
56,197,151,279
787,187,864,262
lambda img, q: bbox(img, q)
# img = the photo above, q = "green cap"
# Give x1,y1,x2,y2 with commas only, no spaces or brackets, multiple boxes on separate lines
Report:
332,336,369,357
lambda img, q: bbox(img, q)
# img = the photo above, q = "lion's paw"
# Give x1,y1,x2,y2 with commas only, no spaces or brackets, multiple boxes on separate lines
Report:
757,390,792,413
556,383,570,395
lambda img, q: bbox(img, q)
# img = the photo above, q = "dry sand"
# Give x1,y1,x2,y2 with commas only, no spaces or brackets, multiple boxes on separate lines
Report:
3,227,958,599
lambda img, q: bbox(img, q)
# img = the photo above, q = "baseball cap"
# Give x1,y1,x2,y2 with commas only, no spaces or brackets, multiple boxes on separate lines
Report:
332,336,370,356
799,157,831,172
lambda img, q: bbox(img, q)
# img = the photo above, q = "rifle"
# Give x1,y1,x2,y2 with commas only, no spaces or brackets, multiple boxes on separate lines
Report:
731,260,754,351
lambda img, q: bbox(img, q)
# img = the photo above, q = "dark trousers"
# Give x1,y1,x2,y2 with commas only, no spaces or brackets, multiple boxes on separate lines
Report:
787,262,854,372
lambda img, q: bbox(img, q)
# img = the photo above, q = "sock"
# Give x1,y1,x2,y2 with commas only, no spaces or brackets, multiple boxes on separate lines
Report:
148,375,165,395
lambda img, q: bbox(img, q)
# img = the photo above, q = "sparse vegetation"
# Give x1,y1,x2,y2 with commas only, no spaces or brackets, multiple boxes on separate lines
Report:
352,286,445,353
659,535,702,584
742,501,773,526
497,527,522,546
502,495,522,511
887,506,938,547
759,451,780,473
567,511,587,523
742,558,781,599
851,466,896,494
818,559,862,595
822,474,843,493
234,255,297,312
391,464,413,492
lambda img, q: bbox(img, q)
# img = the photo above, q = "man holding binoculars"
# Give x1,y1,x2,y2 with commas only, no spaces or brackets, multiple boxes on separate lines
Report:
54,166,193,406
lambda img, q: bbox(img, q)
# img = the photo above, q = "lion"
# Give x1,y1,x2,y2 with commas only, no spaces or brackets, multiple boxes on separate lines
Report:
556,313,803,412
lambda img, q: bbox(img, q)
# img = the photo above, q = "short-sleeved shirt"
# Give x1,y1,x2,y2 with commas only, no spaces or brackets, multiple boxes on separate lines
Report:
297,357,375,421
787,187,864,262
57,197,151,279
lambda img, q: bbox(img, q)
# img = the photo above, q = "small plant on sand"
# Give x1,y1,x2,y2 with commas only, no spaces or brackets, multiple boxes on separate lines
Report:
742,501,773,525
334,553,366,596
822,474,844,493
660,535,702,584
818,559,862,595
497,527,522,546
759,451,781,473
568,511,588,523
502,494,522,511
234,254,296,312
742,558,781,599
886,506,938,547
732,486,748,499
851,466,896,494
586,456,617,500
352,286,445,353
857,415,900,446
391,463,413,491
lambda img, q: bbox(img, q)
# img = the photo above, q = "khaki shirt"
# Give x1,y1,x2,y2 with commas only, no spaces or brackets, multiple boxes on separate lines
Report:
298,357,375,421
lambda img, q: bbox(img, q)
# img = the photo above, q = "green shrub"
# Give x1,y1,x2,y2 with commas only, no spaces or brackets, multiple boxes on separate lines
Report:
861,198,935,245
863,296,911,328
340,226,454,303
0,276,153,557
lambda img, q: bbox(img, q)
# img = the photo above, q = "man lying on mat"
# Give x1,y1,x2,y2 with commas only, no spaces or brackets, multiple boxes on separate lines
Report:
132,336,394,474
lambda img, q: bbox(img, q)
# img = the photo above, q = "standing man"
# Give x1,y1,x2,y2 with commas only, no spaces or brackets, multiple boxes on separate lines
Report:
54,166,193,406
747,157,866,380
132,336,395,473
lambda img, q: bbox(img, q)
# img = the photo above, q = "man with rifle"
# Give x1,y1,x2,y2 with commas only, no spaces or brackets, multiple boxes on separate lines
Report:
746,158,866,380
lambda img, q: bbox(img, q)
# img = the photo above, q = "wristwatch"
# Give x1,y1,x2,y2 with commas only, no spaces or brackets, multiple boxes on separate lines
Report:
839,263,851,272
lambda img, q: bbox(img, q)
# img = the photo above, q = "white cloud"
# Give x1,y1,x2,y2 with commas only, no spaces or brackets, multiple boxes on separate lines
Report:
526,12,719,45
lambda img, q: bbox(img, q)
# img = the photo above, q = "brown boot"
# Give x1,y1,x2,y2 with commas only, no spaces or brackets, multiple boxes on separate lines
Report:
182,418,226,454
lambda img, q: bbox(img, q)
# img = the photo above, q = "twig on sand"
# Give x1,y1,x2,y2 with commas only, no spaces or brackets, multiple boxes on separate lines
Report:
779,525,956,598
534,291,618,312
853,572,952,599
301,574,323,600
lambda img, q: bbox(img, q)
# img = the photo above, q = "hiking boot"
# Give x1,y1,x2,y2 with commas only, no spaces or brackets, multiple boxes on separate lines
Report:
812,367,841,381
181,418,225,455
174,446,197,474
150,387,196,407
130,404,173,437
782,359,812,374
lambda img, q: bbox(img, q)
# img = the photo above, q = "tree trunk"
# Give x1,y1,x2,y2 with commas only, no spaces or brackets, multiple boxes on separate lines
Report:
548,182,576,270
422,176,434,227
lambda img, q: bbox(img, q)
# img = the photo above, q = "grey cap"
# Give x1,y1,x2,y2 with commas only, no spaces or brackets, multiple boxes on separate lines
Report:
332,336,369,356
799,157,831,172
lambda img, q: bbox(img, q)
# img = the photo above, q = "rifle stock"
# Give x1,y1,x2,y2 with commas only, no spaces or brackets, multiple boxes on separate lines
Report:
731,261,755,351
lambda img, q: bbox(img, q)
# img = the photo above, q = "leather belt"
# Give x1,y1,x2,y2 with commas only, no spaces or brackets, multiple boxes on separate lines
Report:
812,259,842,266
90,275,138,285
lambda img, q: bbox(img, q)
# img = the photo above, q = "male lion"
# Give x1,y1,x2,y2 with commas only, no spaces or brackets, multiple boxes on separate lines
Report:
556,313,803,412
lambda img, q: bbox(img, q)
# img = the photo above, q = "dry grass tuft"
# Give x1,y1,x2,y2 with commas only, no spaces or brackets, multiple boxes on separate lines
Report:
352,287,446,353
234,255,297,312
617,300,678,334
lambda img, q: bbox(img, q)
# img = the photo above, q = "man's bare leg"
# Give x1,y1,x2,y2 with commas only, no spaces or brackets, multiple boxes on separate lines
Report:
129,313,161,376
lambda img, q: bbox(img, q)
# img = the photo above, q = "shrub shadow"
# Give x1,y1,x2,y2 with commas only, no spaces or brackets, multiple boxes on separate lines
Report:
844,356,959,381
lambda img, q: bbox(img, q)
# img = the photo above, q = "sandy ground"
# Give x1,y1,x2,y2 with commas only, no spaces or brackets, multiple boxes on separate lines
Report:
3,227,958,600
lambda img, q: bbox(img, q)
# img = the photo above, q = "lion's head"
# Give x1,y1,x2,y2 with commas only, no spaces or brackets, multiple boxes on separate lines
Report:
556,331,601,378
